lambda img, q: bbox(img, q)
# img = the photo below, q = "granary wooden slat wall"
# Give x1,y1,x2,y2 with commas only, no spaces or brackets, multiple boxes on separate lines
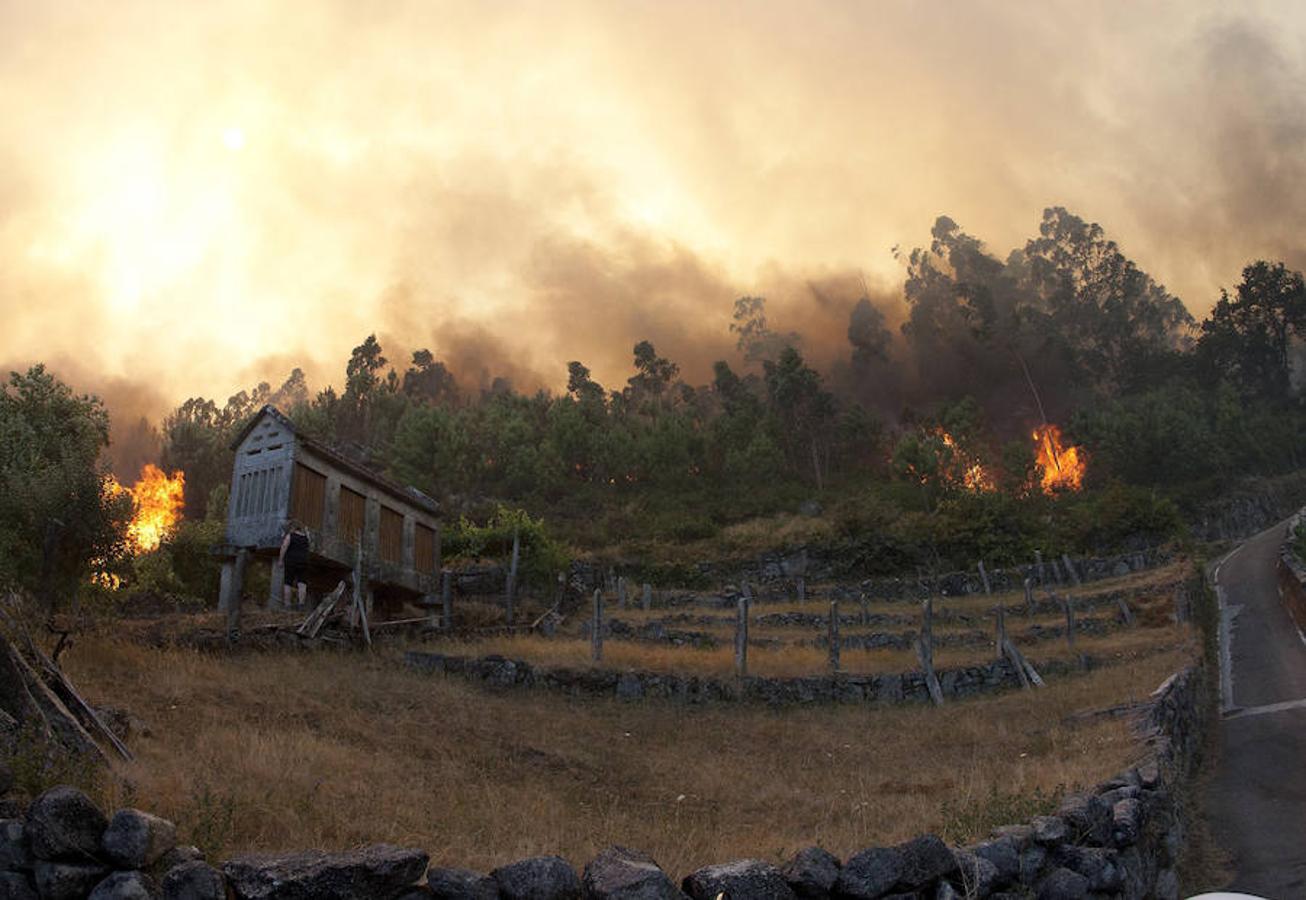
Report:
339,487,366,545
290,463,327,530
379,506,403,564
414,524,437,574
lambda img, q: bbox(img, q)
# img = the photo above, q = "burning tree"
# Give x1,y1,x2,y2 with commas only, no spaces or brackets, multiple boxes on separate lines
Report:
103,464,186,554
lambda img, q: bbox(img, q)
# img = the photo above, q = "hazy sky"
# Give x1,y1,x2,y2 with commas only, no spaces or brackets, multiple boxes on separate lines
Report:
3,1,1306,415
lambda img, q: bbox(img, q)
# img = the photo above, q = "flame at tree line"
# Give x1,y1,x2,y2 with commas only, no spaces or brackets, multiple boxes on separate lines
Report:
104,464,186,553
1033,424,1086,494
908,425,1085,496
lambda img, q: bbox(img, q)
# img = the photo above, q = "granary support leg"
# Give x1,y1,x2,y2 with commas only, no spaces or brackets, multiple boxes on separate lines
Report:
268,558,284,610
218,559,236,614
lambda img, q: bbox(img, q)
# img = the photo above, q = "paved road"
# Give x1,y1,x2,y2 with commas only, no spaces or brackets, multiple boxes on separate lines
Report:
1206,519,1306,897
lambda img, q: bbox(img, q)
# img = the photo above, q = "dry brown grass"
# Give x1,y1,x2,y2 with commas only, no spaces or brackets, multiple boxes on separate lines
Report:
63,624,1196,877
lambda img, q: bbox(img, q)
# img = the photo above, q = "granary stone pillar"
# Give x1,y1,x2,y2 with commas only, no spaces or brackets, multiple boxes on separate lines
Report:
324,477,341,542
363,497,381,559
218,559,236,613
268,557,284,609
402,516,416,570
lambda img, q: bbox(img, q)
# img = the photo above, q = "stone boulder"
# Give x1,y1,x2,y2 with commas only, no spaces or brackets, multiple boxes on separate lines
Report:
1036,867,1088,900
893,835,955,889
26,787,108,863
88,871,160,899
490,856,580,900
835,847,903,899
681,859,795,900
582,847,683,900
160,861,227,900
426,867,498,900
102,809,177,869
0,820,30,871
222,844,429,900
33,860,111,900
779,847,839,899
0,872,35,900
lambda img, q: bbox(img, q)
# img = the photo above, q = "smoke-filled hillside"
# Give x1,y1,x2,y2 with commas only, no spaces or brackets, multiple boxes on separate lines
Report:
86,206,1299,577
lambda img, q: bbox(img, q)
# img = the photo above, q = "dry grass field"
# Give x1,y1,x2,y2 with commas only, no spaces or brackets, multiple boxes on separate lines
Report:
63,610,1197,878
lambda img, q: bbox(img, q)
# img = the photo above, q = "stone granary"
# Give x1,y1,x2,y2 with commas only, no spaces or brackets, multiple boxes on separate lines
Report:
214,405,441,616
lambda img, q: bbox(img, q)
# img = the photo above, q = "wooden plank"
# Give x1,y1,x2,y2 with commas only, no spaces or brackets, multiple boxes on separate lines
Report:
297,581,346,637
978,561,992,596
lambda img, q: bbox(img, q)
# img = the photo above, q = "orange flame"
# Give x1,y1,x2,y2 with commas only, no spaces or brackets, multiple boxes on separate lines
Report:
902,429,994,492
1033,424,1085,493
105,464,186,553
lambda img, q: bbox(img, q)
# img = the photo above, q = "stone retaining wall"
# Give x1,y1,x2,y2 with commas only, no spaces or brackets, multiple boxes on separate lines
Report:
1276,510,1306,637
0,664,1206,899
566,547,1173,599
404,649,1102,707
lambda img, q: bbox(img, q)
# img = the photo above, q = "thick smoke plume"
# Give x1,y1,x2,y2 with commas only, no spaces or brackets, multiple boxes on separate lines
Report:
3,2,1306,430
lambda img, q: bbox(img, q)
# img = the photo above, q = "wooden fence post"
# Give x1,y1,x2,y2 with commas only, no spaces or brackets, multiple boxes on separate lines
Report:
797,576,806,605
1059,592,1082,668
829,601,840,673
1023,577,1035,617
441,570,453,632
505,527,520,627
1117,594,1135,627
1035,550,1045,587
734,595,750,678
642,582,652,612
860,593,870,627
917,596,944,705
591,589,603,662
978,561,992,596
995,603,1007,660
1061,553,1082,587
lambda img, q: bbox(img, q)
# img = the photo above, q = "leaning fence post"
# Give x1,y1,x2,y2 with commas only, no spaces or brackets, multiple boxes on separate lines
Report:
441,570,453,631
642,582,652,612
916,596,944,705
735,594,750,678
1061,553,1082,587
829,600,841,673
978,560,992,596
1023,576,1035,617
591,589,603,662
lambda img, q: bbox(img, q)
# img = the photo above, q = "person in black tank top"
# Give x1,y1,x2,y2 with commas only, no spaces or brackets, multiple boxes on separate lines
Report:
279,519,311,608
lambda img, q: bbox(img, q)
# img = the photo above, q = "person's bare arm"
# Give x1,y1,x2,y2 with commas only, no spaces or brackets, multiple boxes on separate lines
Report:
278,533,290,565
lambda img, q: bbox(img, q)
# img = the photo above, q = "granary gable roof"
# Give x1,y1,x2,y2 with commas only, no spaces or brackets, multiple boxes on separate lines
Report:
231,405,440,517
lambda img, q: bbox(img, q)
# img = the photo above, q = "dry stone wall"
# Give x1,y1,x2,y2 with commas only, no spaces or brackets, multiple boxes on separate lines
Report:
1276,509,1306,637
0,665,1206,899
404,649,1109,707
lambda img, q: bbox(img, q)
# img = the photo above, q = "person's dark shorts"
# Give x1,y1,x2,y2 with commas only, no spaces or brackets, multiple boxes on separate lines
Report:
283,561,307,586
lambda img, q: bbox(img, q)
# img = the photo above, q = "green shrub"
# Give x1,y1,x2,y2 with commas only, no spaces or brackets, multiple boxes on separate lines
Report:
443,506,571,586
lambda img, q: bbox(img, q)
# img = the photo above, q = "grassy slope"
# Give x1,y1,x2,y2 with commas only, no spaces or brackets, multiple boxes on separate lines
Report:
67,626,1194,876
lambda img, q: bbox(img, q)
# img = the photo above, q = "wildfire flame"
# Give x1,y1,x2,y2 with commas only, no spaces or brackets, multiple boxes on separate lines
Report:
903,428,994,492
938,430,995,492
105,464,186,553
1033,424,1085,494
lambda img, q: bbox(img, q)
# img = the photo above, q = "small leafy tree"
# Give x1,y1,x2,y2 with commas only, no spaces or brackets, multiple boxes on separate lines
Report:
0,366,130,609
